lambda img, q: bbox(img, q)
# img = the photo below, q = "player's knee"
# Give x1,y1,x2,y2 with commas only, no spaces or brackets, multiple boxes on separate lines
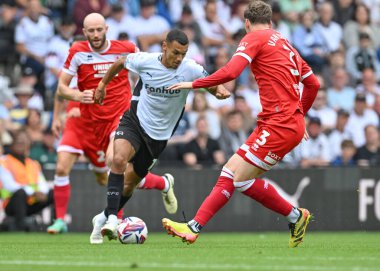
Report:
55,163,70,176
112,153,128,171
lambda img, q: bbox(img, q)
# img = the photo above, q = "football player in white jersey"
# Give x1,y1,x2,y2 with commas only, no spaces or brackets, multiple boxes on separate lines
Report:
92,29,230,242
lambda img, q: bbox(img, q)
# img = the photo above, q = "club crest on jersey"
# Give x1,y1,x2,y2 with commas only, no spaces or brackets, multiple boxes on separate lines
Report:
236,42,248,52
174,75,185,82
87,54,93,61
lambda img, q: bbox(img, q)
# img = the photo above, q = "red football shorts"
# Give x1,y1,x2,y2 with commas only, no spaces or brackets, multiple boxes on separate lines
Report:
57,116,110,173
236,112,305,171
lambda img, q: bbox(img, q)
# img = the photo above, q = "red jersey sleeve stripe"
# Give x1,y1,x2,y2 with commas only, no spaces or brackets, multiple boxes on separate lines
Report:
233,52,253,63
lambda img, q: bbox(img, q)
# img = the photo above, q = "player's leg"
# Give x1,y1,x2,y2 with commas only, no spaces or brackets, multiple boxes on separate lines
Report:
164,118,310,246
108,133,177,214
47,150,78,234
99,138,136,241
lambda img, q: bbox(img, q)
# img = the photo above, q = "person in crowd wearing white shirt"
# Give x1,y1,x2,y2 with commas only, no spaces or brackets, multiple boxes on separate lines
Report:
299,117,331,168
328,109,350,161
131,0,170,52
308,89,337,133
345,93,379,147
314,2,343,53
15,0,54,98
326,68,356,112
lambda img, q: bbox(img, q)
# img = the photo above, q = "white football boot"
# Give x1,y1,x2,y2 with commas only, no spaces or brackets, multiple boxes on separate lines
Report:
90,212,107,244
101,214,119,241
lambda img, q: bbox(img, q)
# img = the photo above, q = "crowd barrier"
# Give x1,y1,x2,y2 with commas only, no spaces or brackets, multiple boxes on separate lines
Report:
43,167,380,232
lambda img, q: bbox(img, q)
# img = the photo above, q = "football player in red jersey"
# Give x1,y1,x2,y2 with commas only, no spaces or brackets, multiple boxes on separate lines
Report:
47,14,177,239
162,1,320,247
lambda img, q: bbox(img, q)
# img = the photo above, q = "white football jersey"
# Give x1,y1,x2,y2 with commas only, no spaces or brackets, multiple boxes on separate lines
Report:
124,52,208,140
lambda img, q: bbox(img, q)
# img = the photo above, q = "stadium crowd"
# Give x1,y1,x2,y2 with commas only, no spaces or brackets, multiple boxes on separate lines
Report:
0,0,380,171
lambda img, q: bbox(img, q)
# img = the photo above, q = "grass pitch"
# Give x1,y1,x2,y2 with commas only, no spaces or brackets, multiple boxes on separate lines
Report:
0,232,379,271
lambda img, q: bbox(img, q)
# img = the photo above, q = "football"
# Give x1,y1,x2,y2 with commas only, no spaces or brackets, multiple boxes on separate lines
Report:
117,217,148,244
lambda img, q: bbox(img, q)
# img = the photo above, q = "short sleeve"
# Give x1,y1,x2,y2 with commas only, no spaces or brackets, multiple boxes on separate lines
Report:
124,52,144,73
62,47,79,75
233,33,261,63
187,59,209,81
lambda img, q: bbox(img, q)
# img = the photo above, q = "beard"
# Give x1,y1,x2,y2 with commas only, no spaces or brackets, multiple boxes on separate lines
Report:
89,35,106,50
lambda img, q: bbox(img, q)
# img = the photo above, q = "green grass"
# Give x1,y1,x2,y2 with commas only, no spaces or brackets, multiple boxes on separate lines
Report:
0,232,379,271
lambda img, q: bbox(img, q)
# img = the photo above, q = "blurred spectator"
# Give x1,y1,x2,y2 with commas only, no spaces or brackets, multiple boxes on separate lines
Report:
346,32,380,82
345,93,379,147
374,95,380,129
160,111,194,162
326,68,356,112
72,0,109,35
198,0,231,71
30,129,57,167
15,0,55,98
106,3,135,41
0,1,18,81
219,110,248,158
169,0,205,23
226,1,248,37
330,139,356,166
175,4,202,46
271,2,292,42
356,68,380,107
299,117,331,168
354,124,380,166
0,75,14,109
233,95,255,133
343,4,380,49
183,116,225,169
9,84,34,128
328,109,350,160
188,91,221,140
323,50,349,87
181,25,205,65
362,0,380,26
279,0,312,15
0,129,53,231
235,73,261,119
45,17,76,99
332,0,356,27
314,2,343,53
293,10,327,72
25,109,44,145
308,89,337,133
133,0,170,52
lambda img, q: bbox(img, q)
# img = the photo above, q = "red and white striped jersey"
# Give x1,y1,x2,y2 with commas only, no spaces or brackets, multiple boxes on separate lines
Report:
62,40,137,122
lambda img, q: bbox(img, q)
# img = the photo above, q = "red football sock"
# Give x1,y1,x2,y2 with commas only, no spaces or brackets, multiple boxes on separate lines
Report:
193,168,235,226
138,173,166,191
117,209,124,220
240,178,292,216
53,184,71,219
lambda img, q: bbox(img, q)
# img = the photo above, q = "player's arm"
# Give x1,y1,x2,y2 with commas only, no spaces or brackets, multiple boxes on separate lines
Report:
57,72,94,104
299,59,320,115
94,56,126,105
169,56,249,90
51,92,65,138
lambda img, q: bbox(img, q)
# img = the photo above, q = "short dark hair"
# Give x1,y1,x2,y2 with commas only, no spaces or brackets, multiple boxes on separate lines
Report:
166,29,189,46
244,0,272,25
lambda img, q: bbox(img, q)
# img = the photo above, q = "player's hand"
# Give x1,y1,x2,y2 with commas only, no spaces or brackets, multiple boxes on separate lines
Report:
168,82,193,90
95,85,106,105
51,118,62,138
79,89,95,104
214,88,231,100
67,107,81,118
